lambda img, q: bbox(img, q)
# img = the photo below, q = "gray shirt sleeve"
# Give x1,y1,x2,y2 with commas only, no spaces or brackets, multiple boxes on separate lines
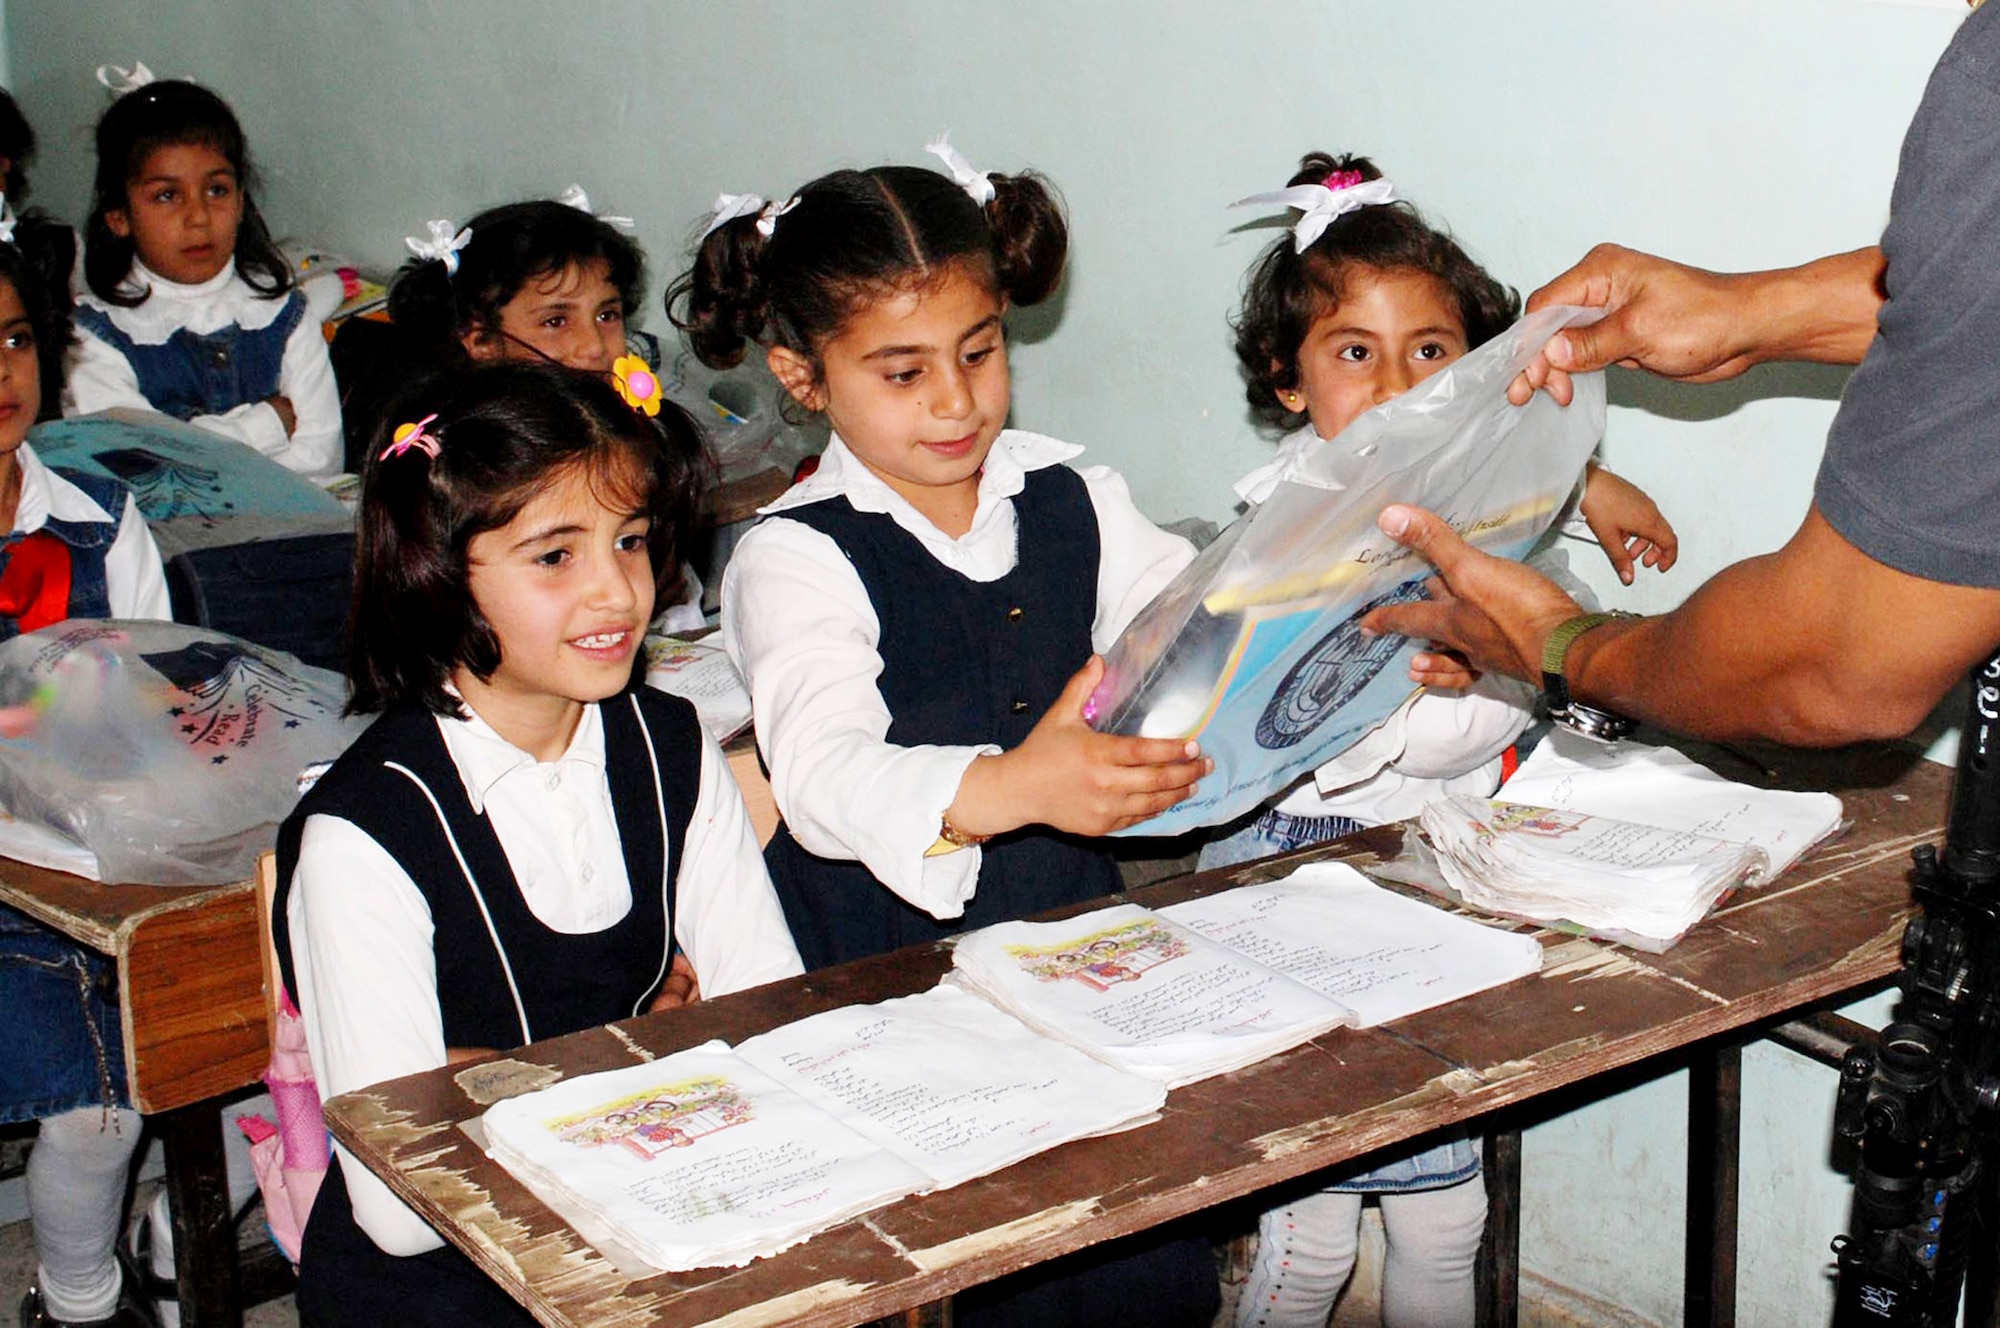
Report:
1815,1,2000,588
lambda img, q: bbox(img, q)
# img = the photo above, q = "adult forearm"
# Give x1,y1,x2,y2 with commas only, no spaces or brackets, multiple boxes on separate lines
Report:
1741,247,1884,369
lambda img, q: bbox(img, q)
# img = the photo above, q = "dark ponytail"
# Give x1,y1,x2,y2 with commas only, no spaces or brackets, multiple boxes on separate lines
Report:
668,155,1070,373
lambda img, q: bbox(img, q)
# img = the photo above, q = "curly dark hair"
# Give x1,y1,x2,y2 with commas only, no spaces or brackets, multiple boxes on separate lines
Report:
347,362,710,717
386,198,646,369
667,160,1067,380
1234,152,1519,429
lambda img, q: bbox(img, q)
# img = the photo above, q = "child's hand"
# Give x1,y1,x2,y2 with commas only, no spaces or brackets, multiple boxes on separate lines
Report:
950,657,1212,838
266,394,298,436
1581,466,1678,585
1409,646,1479,692
648,951,702,1013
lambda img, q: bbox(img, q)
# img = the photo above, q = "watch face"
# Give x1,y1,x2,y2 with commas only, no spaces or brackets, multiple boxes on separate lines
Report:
1553,701,1634,744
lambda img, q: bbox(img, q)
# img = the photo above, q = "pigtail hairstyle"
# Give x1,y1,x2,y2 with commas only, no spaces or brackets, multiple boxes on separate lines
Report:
1234,152,1519,429
668,160,1068,374
83,79,293,307
386,199,646,370
347,361,707,717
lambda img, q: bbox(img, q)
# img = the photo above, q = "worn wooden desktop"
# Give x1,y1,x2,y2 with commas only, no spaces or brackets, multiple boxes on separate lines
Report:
323,743,1944,1328
0,861,283,1328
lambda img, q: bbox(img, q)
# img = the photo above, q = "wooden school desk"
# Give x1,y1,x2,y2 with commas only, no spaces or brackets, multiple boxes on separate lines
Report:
322,742,1944,1328
0,860,290,1328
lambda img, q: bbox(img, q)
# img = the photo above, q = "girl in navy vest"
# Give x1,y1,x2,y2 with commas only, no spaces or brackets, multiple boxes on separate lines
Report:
674,142,1218,1327
0,216,174,1328
274,362,801,1327
64,75,341,480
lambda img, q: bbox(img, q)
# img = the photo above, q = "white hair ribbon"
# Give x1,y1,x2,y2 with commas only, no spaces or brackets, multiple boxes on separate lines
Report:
405,218,474,275
925,133,996,208
0,198,17,248
557,184,634,232
95,62,158,96
701,192,765,240
755,197,799,238
1231,176,1400,254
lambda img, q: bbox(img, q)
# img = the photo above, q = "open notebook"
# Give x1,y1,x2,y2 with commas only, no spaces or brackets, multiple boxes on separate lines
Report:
482,864,1542,1271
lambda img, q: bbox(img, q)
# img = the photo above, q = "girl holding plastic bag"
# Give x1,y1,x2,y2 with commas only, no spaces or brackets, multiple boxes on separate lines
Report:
0,215,174,1327
680,141,1219,1327
274,362,800,1327
1214,154,1677,1328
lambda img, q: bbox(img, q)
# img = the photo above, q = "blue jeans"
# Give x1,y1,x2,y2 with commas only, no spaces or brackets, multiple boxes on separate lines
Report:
0,902,129,1123
1201,805,1480,1194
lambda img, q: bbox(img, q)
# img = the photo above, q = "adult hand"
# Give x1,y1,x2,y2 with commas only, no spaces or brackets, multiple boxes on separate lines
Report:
1507,245,1759,407
1359,506,1586,685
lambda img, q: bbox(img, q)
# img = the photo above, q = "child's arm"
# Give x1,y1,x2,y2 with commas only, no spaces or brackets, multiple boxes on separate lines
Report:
945,656,1209,838
287,815,453,1257
667,725,805,1003
268,309,344,480
1580,462,1678,585
105,491,173,621
723,522,1003,919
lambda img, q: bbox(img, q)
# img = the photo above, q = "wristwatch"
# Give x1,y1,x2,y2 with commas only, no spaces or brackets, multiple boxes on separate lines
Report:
1540,612,1638,742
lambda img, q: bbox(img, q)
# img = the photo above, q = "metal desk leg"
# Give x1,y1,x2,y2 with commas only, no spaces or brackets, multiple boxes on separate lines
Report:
160,1100,242,1328
1477,1127,1521,1328
1686,1042,1741,1328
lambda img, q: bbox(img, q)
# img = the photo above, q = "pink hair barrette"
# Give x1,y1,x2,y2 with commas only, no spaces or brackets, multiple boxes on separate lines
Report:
380,413,441,462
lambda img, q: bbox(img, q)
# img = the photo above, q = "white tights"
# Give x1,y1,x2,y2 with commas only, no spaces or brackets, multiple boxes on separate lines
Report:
1234,1175,1487,1328
26,1105,144,1322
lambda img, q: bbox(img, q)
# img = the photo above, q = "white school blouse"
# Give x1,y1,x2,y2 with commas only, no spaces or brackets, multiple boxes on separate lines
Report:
287,701,804,1256
64,259,344,481
13,440,173,620
720,430,1195,923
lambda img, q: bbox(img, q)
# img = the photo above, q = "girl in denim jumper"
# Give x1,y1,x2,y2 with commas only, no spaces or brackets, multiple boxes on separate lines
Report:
1216,154,1677,1328
0,215,174,1328
679,143,1218,1328
64,77,341,480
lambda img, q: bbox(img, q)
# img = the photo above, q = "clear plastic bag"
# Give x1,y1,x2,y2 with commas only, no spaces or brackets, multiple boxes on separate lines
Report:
0,620,367,884
1087,306,1608,837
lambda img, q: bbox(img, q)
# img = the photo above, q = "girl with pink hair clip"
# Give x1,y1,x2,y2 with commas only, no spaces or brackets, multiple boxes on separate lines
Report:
1217,152,1677,1328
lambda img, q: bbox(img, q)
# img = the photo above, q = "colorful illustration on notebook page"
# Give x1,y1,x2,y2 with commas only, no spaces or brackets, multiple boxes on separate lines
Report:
548,1075,754,1160
1010,921,1192,992
1484,802,1587,839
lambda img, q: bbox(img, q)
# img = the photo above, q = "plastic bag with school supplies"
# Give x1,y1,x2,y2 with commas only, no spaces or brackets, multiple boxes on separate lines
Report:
0,620,366,884
1086,306,1608,837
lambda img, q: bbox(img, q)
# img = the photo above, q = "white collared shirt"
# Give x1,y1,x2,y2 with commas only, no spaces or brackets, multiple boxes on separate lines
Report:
287,700,803,1255
720,430,1194,920
64,259,344,480
11,440,172,621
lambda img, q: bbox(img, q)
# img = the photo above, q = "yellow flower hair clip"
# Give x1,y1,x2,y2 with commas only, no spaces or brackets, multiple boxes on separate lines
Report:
612,355,663,417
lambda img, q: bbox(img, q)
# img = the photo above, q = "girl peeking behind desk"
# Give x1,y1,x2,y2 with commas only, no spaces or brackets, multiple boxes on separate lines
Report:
274,362,800,1328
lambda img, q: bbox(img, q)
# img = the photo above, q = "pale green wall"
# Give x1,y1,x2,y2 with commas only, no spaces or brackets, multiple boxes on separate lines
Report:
4,1,1967,1321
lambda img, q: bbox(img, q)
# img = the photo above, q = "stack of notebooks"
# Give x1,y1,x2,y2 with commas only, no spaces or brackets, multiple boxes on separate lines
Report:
480,864,1543,1271
1418,732,1845,951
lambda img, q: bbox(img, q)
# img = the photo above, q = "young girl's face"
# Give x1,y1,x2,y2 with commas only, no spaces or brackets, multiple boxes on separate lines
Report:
768,263,1009,522
0,278,38,458
1290,265,1468,441
468,260,627,374
455,461,654,739
106,141,243,286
